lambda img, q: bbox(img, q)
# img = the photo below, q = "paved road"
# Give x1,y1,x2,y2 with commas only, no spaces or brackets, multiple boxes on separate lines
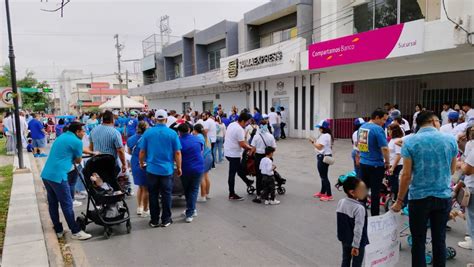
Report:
37,139,471,266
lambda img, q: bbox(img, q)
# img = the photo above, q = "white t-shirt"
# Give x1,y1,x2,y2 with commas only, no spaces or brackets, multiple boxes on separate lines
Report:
316,133,332,155
453,122,468,139
440,123,458,136
464,143,474,188
251,131,277,154
245,124,258,142
352,131,359,151
401,118,411,133
280,111,287,123
268,112,278,125
224,122,245,158
217,124,226,138
260,157,274,176
388,139,402,166
203,118,217,143
166,116,177,127
413,111,420,130
466,109,474,122
441,109,455,125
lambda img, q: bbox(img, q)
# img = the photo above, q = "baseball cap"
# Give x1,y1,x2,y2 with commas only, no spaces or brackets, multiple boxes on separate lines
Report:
130,111,137,116
156,109,167,120
353,118,365,126
390,110,401,119
112,110,119,116
315,119,330,129
448,111,459,120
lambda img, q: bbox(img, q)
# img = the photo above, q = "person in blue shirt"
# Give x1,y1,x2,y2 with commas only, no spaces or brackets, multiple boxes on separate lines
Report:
391,110,458,267
126,112,139,138
28,113,47,157
193,123,213,203
139,109,182,228
229,106,239,124
178,123,204,223
40,122,92,240
253,107,262,125
127,121,149,217
55,119,66,138
357,108,390,216
114,111,127,136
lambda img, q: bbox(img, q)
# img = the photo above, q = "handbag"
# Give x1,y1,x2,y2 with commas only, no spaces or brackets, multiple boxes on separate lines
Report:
456,186,471,208
323,155,335,165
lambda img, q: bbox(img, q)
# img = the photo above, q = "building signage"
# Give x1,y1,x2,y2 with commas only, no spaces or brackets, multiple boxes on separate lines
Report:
222,38,305,82
308,19,424,70
1,88,13,107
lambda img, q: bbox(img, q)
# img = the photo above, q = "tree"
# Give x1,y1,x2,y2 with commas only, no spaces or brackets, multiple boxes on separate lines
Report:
0,64,53,112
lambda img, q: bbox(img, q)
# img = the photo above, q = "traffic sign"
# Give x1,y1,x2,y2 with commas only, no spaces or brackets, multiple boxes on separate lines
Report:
20,87,53,93
33,102,45,106
1,88,13,106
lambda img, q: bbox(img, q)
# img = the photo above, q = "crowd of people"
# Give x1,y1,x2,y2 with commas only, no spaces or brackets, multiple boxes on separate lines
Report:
3,100,474,266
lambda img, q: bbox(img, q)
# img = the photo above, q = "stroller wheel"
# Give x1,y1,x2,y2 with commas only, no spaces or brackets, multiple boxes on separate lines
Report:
104,226,112,239
446,247,456,259
76,215,86,231
247,186,256,195
126,219,132,234
277,187,286,195
425,253,433,264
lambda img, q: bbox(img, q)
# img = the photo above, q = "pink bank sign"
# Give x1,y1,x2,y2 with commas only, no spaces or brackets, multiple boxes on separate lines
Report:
308,19,424,70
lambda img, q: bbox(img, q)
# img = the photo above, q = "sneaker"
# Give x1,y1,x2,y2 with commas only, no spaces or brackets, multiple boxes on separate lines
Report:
229,194,244,201
141,210,150,218
73,200,82,207
458,239,472,250
56,231,65,239
264,200,270,205
466,236,472,242
269,200,281,205
33,154,39,158
149,221,160,228
181,210,198,217
160,221,172,227
185,217,193,223
197,196,207,203
320,196,334,202
206,195,212,200
137,207,143,215
252,197,262,204
38,153,48,158
71,230,92,240
75,193,86,200
313,192,326,198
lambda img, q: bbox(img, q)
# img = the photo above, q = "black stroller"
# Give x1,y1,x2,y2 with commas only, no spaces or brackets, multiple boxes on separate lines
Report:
75,154,131,239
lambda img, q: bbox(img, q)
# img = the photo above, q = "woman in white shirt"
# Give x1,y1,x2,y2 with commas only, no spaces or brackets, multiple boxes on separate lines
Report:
387,124,404,201
439,111,459,136
309,120,334,202
412,104,422,132
215,117,226,163
352,118,365,178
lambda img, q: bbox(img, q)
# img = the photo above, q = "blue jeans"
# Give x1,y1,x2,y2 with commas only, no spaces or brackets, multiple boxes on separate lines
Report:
316,154,332,196
43,179,80,234
409,197,451,267
216,136,224,162
341,244,365,267
180,173,203,218
272,124,281,141
351,150,360,178
67,165,83,199
146,172,173,225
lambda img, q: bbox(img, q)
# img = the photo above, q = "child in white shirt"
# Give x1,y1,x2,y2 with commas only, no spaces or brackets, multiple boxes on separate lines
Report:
260,146,280,205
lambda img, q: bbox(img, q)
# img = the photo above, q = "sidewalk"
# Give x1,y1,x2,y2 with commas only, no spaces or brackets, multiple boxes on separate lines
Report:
1,154,48,267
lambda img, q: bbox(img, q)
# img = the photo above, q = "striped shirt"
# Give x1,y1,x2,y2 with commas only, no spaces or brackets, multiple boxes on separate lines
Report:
89,124,123,159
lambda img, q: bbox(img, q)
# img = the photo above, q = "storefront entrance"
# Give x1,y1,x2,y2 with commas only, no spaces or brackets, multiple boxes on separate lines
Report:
272,97,290,135
332,70,474,138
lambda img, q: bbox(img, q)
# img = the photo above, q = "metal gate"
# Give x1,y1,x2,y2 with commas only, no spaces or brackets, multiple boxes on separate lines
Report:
332,70,474,139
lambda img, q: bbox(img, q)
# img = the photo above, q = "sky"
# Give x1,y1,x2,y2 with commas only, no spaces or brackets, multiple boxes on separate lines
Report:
0,0,268,85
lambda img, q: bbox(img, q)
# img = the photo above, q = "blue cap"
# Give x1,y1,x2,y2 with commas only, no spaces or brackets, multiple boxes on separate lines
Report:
353,118,365,126
315,119,330,129
448,111,459,121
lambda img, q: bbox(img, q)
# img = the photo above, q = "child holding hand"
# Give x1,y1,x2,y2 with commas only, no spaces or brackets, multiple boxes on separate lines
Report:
336,176,369,267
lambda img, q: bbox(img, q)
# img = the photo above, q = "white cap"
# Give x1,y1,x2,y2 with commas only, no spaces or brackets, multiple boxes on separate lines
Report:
156,109,167,120
112,110,119,116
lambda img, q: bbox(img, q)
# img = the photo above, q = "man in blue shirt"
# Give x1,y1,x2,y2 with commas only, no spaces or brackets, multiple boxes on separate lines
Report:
253,107,262,125
126,112,138,138
177,123,203,223
28,113,47,157
139,109,182,228
392,111,457,267
41,122,92,240
358,108,390,216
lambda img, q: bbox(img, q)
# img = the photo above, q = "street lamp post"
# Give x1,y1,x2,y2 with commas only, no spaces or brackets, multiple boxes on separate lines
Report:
5,0,25,169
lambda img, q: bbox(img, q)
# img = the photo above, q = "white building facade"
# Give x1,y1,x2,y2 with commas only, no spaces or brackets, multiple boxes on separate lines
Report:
130,0,474,138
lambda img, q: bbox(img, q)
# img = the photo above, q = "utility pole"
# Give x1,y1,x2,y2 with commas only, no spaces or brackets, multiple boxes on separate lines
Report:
114,34,124,111
5,0,24,169
160,15,172,49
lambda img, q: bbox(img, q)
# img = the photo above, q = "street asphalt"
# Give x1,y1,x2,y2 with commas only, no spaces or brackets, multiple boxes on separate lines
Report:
36,138,472,266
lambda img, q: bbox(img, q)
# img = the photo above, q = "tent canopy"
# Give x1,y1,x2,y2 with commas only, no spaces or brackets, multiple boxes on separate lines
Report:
99,96,145,109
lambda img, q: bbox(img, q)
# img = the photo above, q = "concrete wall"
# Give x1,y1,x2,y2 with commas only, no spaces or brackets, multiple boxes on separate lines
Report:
226,21,239,56
297,3,314,47
162,40,183,57
195,45,208,74
244,0,313,25
259,13,297,36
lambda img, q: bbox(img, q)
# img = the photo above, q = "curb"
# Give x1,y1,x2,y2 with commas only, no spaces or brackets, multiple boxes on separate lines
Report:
1,153,49,266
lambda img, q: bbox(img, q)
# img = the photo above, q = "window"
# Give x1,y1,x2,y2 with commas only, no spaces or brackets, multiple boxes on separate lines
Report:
202,101,213,113
260,27,297,47
353,0,425,34
182,102,190,114
174,61,183,79
253,89,257,108
294,87,298,130
92,96,102,102
260,34,272,48
302,86,306,130
310,86,315,130
208,49,225,71
264,89,268,114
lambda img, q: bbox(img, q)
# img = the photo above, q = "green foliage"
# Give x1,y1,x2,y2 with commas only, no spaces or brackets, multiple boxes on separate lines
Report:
0,64,53,112
0,164,14,256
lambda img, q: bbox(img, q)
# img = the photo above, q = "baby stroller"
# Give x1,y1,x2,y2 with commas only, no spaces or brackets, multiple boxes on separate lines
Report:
75,154,131,239
240,152,257,194
274,170,287,195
